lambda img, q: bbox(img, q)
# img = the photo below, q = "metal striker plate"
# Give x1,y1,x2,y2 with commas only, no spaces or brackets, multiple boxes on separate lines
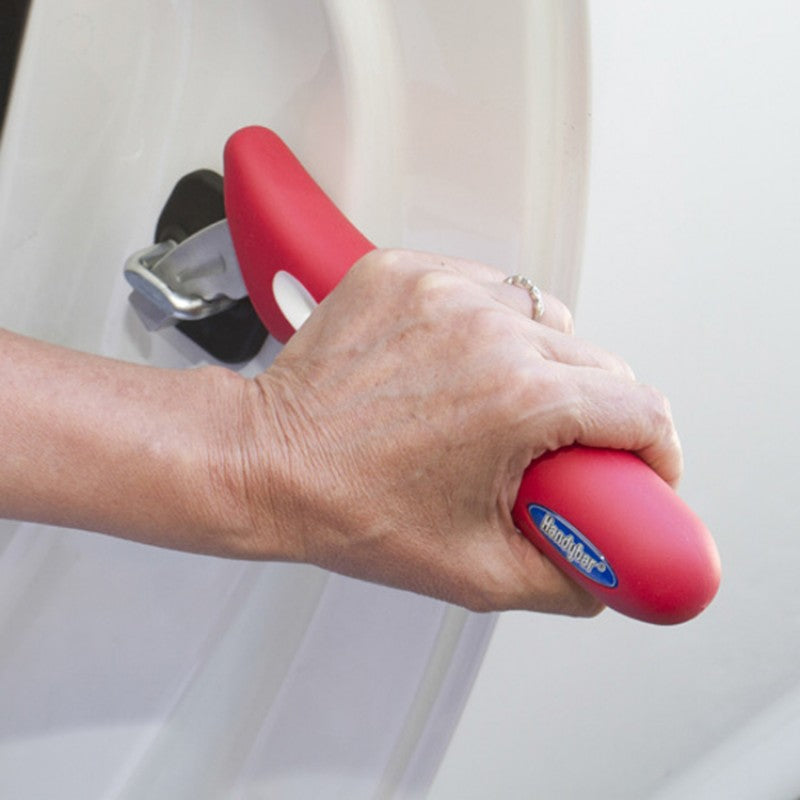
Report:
124,170,268,363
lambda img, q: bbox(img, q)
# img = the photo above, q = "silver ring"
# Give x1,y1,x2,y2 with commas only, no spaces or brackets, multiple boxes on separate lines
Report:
504,274,545,320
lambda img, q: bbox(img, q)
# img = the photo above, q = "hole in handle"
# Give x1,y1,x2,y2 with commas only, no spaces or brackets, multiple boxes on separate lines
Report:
272,270,318,332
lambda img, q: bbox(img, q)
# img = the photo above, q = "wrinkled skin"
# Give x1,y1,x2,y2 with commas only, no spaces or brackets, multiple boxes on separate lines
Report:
0,249,681,616
228,250,682,615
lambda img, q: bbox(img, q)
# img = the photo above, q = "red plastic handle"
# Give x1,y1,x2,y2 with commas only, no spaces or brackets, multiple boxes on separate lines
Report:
224,126,721,624
224,127,373,342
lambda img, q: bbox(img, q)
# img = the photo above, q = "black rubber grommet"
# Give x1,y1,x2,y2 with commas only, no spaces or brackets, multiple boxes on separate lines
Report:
154,170,268,364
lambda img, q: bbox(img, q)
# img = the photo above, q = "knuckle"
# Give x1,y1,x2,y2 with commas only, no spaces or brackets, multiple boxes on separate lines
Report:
352,249,463,315
352,248,427,287
645,385,674,428
550,299,575,335
524,366,586,449
638,385,679,445
409,270,464,322
582,342,635,380
495,361,548,419
609,352,636,381
467,305,515,342
353,247,404,283
561,307,575,335
413,268,459,297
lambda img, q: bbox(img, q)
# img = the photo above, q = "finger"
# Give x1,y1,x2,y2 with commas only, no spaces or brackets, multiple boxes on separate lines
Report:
635,403,684,489
445,260,574,333
488,281,574,334
463,528,606,615
511,538,606,616
530,365,683,487
523,326,637,381
407,251,575,333
407,250,505,283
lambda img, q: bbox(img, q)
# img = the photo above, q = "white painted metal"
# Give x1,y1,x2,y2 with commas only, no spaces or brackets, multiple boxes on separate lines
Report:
0,2,589,797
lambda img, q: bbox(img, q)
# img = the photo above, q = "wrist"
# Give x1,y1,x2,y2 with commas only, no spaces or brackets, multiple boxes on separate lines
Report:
197,365,306,563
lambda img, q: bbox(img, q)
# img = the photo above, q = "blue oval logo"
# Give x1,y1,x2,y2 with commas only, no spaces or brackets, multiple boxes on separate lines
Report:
527,505,618,589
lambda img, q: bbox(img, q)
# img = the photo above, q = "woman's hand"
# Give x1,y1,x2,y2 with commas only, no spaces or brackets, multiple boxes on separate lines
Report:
225,249,682,615
0,248,681,617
